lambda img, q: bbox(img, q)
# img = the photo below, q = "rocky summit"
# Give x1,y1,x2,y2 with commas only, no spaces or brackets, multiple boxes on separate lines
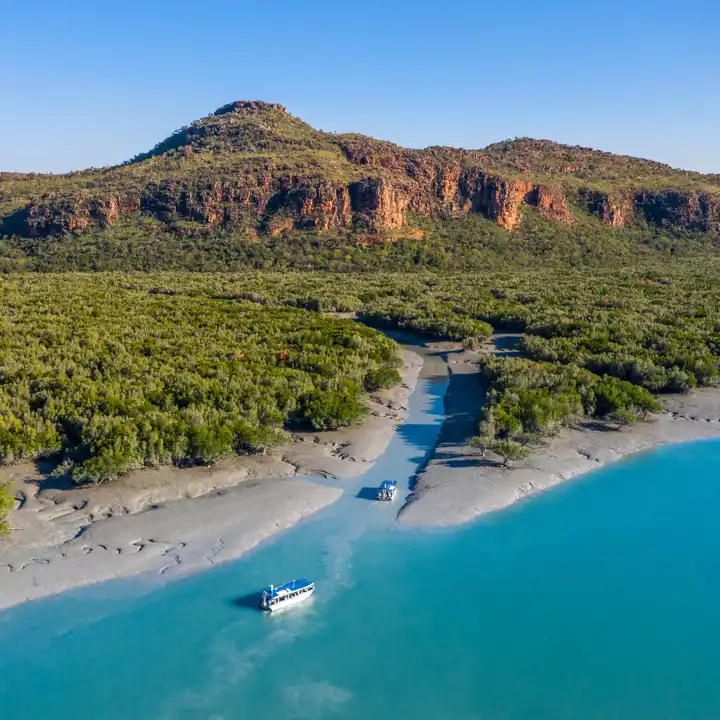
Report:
2,100,720,243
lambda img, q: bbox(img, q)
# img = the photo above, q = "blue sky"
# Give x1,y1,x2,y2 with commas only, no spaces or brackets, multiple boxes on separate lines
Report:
4,0,719,173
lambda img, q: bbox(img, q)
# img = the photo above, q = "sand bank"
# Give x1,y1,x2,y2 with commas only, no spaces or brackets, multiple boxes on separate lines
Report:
0,479,342,611
0,350,422,610
400,342,720,526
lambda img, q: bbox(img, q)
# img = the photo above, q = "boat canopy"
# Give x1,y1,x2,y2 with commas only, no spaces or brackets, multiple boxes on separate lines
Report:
267,578,313,598
379,481,397,491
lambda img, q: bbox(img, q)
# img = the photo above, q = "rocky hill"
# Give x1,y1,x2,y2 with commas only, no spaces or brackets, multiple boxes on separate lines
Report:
2,100,720,245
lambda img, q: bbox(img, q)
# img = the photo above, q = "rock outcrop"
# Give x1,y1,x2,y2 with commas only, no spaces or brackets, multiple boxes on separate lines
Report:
2,100,719,240
635,190,720,232
533,185,574,224
349,178,409,232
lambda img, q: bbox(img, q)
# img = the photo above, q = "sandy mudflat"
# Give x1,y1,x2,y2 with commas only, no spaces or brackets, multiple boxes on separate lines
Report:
400,342,720,526
0,350,422,610
0,479,342,611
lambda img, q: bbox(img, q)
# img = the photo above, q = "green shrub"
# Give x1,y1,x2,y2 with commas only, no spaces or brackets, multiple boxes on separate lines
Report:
364,365,402,391
0,479,13,535
607,409,638,429
298,384,367,430
492,440,529,467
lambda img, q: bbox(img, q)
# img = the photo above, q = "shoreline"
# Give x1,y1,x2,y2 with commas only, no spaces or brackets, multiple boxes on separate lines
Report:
399,346,720,527
4,328,720,610
0,349,423,611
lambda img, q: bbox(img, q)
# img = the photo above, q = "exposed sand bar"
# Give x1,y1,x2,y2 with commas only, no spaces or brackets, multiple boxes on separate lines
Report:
0,479,342,611
0,350,422,610
400,343,720,527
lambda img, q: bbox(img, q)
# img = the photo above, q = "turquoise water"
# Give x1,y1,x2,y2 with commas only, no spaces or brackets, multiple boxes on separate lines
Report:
2,374,720,719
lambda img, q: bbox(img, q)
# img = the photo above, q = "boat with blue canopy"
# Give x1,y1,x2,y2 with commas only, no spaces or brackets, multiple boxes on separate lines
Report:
377,480,398,501
260,579,314,612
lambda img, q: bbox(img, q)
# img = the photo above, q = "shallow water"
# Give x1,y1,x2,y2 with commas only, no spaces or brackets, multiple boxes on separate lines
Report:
2,374,720,719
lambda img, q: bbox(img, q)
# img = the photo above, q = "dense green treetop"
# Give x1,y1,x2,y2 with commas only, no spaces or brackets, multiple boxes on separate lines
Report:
0,275,400,483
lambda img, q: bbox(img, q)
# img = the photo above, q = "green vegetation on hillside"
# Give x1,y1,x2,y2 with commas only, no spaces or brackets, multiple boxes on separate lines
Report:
1,208,716,274
3,100,720,267
478,138,720,192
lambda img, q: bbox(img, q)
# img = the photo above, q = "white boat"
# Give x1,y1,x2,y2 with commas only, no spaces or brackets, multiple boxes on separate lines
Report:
260,579,314,612
377,480,398,501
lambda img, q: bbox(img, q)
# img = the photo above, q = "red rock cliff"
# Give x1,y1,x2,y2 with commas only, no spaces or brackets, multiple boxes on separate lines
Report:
3,101,720,240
